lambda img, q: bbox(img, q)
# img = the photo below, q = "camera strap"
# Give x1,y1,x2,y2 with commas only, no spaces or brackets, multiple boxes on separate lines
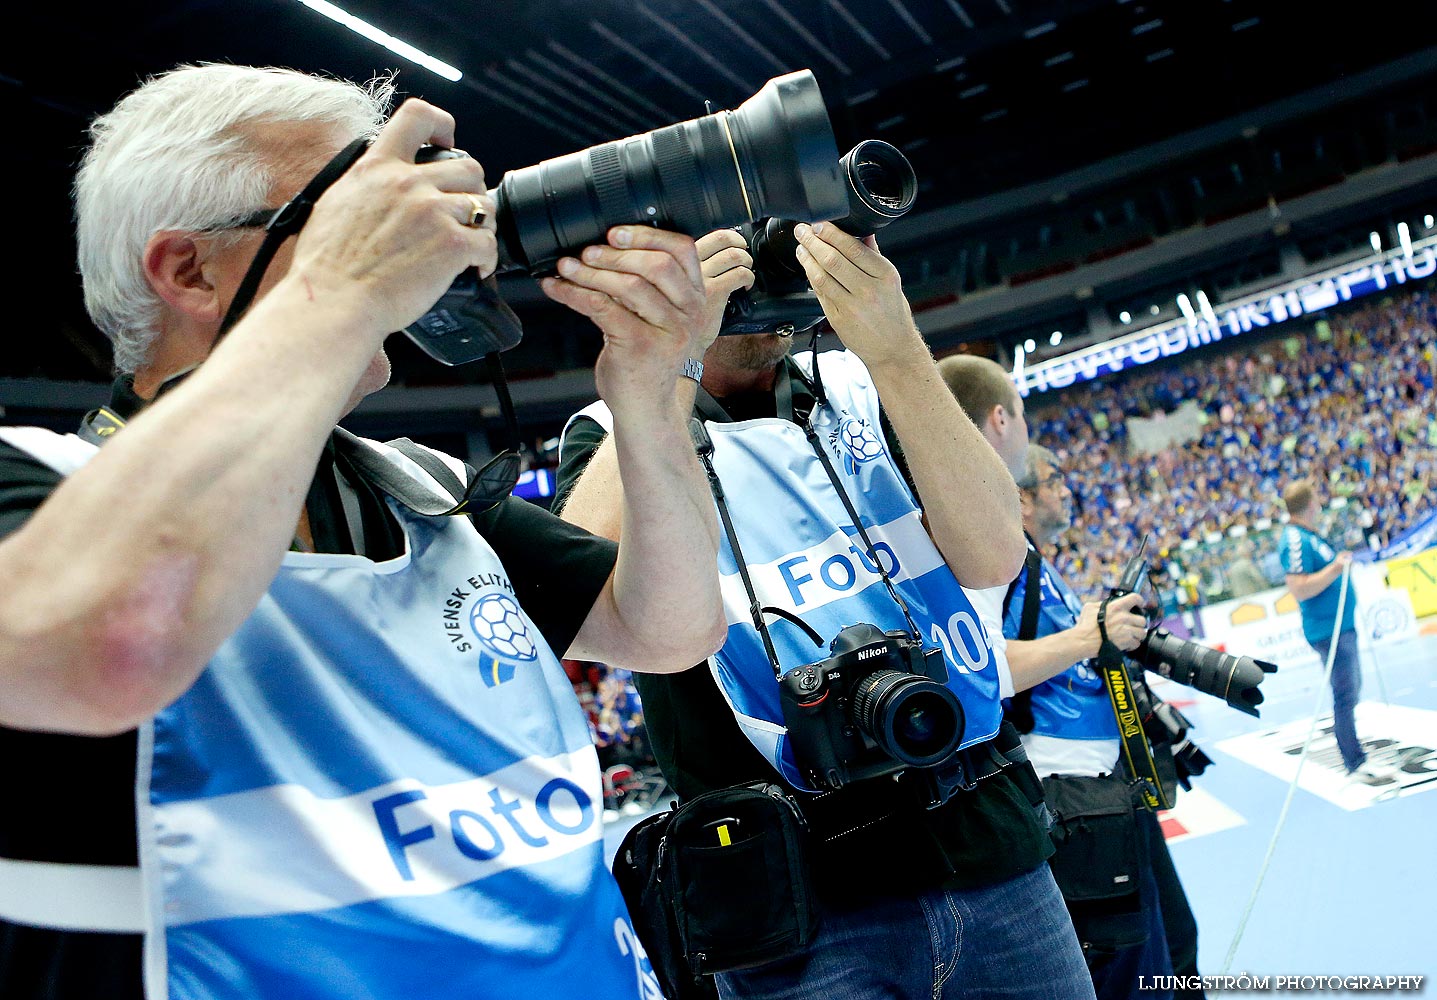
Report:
1000,540,1044,734
689,416,816,677
687,354,922,676
1096,598,1169,811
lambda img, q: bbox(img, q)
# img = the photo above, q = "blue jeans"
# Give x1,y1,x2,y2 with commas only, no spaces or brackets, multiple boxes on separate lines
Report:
714,864,1094,1000
1307,629,1365,772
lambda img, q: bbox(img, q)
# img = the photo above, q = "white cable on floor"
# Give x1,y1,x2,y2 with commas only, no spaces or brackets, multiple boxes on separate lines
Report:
1219,560,1352,974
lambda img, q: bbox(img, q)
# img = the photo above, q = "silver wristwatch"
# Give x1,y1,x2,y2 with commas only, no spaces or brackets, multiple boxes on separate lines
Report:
681,357,704,383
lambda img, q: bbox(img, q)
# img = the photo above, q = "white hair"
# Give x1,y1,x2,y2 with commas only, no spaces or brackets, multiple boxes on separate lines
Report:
75,64,395,372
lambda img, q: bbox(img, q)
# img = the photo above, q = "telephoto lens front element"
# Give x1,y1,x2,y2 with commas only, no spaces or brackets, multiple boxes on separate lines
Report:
851,671,964,767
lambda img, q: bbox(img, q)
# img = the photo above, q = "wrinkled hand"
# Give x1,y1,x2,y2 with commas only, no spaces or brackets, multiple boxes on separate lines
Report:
1076,592,1149,655
792,221,922,367
693,229,755,358
539,226,706,420
287,98,496,344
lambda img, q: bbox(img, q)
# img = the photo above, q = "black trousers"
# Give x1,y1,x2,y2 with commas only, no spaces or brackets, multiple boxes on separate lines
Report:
1149,825,1203,998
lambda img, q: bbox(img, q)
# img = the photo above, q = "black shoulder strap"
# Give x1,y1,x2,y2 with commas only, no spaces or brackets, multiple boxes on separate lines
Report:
387,438,474,504
333,429,476,516
1004,541,1042,734
1004,542,1043,642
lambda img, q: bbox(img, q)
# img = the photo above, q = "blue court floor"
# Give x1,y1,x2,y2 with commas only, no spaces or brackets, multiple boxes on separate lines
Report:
1156,626,1437,981
602,628,1437,981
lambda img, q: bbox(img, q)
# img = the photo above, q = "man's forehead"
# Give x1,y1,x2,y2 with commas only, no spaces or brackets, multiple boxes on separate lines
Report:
246,119,356,192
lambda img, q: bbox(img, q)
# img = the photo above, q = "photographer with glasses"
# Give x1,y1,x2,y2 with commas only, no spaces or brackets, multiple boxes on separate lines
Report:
993,445,1203,1000
557,225,1094,1000
0,63,729,1000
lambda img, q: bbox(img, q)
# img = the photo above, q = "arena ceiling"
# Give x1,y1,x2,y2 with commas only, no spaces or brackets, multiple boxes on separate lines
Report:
5,0,1436,392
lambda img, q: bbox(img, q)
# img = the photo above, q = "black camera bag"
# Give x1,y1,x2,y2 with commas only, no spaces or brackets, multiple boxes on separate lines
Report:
612,782,818,998
1041,773,1153,954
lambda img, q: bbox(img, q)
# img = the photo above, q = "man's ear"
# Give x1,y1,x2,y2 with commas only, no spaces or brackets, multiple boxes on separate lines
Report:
988,402,1008,434
143,231,222,324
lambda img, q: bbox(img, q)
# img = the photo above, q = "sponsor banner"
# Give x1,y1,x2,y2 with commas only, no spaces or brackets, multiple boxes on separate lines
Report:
1385,547,1437,619
1365,508,1437,563
1216,704,1437,811
1158,786,1246,844
1195,564,1419,673
1016,235,1437,396
513,468,554,501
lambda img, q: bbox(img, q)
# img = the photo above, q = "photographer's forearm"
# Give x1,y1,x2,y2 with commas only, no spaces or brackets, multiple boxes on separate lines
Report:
0,279,383,734
868,341,1025,589
568,391,725,672
1006,629,1098,693
557,377,700,541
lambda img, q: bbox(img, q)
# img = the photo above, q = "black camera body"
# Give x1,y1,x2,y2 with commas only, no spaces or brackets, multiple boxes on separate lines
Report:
1110,540,1277,717
721,139,917,337
1128,676,1213,791
404,69,848,365
778,623,964,791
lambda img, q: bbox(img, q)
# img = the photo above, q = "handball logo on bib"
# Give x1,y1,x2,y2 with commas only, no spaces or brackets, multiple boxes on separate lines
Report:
438,575,539,686
470,593,539,685
834,416,885,475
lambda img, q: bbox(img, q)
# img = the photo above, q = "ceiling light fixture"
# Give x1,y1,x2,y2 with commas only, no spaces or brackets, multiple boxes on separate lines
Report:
1195,289,1220,331
296,0,462,82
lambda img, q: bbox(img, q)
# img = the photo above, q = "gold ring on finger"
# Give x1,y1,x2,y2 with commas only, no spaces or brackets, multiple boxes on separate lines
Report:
463,193,487,228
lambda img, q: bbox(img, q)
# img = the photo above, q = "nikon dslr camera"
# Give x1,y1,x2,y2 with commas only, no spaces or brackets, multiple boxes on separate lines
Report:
778,623,965,791
1112,538,1277,717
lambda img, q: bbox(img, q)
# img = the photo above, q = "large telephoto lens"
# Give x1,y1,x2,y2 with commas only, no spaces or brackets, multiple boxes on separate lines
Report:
748,139,917,282
492,70,846,275
850,670,964,767
1135,629,1275,717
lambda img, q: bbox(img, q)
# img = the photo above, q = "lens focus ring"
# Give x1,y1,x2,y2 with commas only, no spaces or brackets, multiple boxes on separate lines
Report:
586,143,632,231
650,124,709,232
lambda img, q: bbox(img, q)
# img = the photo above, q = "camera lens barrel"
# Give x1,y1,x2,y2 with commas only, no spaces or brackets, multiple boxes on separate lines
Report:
1135,629,1267,716
492,70,846,275
850,670,964,767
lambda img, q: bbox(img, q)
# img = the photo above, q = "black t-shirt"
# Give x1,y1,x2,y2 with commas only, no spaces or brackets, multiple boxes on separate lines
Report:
0,384,618,1000
556,374,1052,903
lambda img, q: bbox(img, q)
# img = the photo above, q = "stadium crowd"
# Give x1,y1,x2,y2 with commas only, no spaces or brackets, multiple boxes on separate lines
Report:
1030,285,1437,602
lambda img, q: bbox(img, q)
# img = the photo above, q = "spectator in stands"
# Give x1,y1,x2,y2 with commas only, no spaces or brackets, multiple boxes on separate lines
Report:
1026,288,1436,600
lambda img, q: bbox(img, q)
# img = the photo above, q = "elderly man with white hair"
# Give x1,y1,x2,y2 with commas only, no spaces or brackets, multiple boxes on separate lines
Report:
0,63,734,1000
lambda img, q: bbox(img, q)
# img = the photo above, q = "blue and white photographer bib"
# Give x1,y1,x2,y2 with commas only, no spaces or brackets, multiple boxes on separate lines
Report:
700,351,1002,787
0,428,659,1000
1003,552,1119,778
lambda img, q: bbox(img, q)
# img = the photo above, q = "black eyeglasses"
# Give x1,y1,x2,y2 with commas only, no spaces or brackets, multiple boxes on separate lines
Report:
203,208,283,232
213,138,525,514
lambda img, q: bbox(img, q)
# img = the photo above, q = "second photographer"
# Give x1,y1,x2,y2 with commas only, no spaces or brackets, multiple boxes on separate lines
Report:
998,445,1204,1000
557,226,1095,1000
